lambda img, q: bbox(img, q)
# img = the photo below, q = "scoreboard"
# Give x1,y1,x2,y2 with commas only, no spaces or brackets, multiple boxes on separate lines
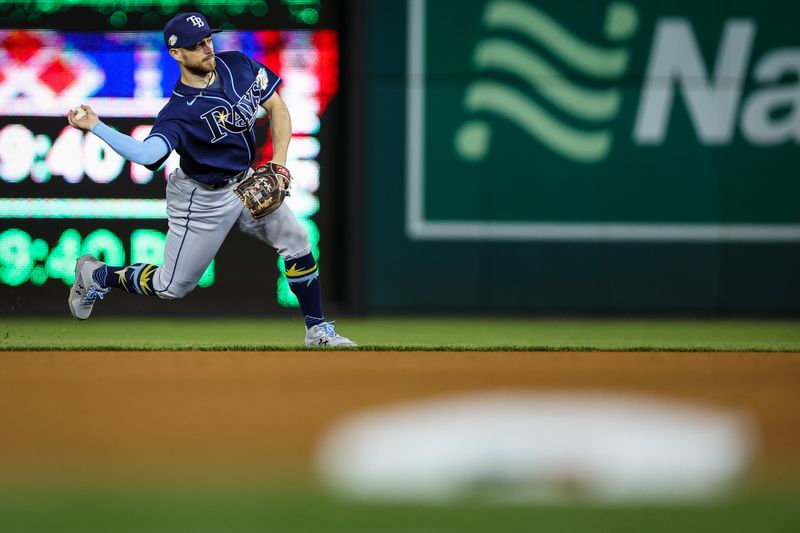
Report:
0,26,340,314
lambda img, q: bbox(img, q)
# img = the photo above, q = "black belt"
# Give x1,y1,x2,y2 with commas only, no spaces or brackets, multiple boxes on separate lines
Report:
205,171,247,190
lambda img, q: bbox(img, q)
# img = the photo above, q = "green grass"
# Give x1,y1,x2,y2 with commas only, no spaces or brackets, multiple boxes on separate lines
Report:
0,482,798,533
1,317,799,351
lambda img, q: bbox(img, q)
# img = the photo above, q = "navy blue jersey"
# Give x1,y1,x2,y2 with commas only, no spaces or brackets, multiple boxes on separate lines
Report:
145,51,281,184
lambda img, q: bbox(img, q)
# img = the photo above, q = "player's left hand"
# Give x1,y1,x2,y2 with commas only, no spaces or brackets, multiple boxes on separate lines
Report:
234,162,292,220
67,105,100,132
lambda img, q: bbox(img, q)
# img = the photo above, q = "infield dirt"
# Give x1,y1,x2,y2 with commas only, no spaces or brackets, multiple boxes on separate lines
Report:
0,351,798,484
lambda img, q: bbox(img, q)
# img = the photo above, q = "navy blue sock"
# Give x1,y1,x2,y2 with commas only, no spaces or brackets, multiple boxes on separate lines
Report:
93,264,159,296
285,253,324,328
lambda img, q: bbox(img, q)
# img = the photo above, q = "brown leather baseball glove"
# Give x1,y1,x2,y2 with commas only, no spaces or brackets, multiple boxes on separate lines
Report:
234,162,292,219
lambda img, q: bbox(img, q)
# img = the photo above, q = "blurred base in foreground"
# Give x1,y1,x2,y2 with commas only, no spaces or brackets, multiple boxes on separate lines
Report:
318,391,758,504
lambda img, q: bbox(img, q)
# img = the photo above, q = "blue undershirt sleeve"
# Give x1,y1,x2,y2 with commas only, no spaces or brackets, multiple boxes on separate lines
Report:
90,122,170,165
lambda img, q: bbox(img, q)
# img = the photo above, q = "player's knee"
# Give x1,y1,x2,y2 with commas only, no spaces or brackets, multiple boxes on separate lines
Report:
280,224,311,259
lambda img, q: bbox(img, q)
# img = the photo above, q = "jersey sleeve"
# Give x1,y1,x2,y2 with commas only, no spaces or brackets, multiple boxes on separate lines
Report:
244,54,282,104
143,109,182,171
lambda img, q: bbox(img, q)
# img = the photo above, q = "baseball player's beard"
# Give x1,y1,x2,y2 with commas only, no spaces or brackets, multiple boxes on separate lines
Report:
186,55,216,77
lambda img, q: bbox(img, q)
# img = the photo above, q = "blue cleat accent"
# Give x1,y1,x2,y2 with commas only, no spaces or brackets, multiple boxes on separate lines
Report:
68,254,110,320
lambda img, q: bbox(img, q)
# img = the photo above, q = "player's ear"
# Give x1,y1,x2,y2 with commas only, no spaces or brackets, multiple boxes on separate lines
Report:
168,48,181,62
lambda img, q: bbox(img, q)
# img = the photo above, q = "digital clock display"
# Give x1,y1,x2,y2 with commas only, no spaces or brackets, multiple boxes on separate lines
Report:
0,226,214,289
0,28,339,313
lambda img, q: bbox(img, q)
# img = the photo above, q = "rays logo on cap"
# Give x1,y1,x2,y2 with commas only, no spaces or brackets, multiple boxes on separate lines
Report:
186,15,205,27
163,12,220,50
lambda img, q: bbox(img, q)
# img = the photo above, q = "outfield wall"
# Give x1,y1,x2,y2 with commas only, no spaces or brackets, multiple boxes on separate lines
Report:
363,0,800,314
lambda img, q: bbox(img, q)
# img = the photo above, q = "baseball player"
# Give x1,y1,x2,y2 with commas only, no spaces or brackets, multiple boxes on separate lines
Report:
66,12,355,347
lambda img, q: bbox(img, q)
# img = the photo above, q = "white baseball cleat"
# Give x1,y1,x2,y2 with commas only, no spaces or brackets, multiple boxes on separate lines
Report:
68,254,109,320
305,322,357,347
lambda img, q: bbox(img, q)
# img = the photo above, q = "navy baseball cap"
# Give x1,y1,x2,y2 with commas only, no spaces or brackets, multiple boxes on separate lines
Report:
163,12,221,49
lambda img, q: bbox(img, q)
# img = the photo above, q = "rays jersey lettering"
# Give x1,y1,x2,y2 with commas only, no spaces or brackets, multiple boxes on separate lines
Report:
200,69,270,142
144,51,280,185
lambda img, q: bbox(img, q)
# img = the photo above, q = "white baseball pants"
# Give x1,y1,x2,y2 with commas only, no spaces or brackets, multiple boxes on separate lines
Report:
152,168,311,299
